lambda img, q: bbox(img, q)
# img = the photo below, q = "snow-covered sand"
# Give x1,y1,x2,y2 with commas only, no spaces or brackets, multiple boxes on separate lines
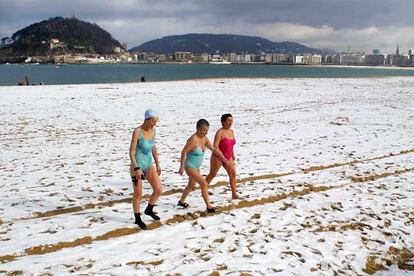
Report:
0,78,413,275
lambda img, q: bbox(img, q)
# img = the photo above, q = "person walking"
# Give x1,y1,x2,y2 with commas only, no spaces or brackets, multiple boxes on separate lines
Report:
178,119,228,213
129,109,163,229
206,114,238,199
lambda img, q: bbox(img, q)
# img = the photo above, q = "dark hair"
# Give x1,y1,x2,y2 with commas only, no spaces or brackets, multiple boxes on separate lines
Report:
221,113,233,126
196,119,210,130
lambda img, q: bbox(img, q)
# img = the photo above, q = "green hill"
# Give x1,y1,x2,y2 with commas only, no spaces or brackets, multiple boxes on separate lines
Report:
0,17,124,57
130,33,321,54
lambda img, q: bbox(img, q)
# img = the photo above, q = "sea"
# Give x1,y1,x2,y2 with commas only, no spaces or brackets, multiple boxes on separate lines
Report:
1,63,414,86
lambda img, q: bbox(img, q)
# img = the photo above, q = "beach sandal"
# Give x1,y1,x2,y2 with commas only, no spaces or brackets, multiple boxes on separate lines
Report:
177,201,190,208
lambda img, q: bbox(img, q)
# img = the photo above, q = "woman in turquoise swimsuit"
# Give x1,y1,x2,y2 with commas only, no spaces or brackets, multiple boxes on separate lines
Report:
178,119,228,213
129,109,163,229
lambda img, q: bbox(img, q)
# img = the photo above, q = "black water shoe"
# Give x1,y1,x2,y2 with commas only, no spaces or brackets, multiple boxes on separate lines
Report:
144,204,160,220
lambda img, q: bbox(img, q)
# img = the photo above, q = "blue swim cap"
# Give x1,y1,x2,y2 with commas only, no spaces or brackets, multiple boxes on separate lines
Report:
144,109,158,120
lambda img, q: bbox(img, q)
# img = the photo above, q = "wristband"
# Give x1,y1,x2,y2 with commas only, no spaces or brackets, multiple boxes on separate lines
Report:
134,167,141,171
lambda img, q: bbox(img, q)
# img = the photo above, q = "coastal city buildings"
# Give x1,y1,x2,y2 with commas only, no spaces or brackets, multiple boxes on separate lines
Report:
127,45,413,67
40,48,414,66
12,38,414,67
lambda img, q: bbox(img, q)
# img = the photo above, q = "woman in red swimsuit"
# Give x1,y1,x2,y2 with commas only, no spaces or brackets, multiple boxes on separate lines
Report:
206,114,238,199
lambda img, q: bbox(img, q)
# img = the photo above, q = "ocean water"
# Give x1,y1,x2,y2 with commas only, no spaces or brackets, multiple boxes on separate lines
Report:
1,63,414,86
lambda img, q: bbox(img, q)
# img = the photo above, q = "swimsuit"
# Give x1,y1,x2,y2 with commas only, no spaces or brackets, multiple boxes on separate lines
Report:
219,137,236,160
185,146,205,169
132,129,155,174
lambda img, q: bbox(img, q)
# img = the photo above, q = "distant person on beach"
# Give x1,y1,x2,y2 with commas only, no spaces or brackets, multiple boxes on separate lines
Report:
129,109,163,229
18,76,30,86
141,75,146,82
206,114,238,199
178,119,228,213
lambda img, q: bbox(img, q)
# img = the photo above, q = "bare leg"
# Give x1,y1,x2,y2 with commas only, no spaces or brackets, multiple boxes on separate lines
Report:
185,167,213,209
132,178,143,213
206,154,222,185
223,158,238,199
130,169,143,213
146,165,162,205
180,178,196,203
131,169,146,228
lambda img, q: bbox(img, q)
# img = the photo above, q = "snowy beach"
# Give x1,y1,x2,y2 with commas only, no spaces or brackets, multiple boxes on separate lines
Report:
0,77,413,275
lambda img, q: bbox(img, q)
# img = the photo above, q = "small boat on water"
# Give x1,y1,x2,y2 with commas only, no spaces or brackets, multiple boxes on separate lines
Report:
209,54,231,64
209,60,231,65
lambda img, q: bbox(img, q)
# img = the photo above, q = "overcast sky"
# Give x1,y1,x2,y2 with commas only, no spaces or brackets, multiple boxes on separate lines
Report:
1,0,413,53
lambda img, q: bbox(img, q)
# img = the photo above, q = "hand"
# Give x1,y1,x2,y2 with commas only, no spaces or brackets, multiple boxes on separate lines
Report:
156,164,162,176
178,166,184,176
222,158,229,166
232,155,236,162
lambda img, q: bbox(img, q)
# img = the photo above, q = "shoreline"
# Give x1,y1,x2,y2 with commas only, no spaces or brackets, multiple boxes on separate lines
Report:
2,62,414,70
305,64,414,70
2,75,414,88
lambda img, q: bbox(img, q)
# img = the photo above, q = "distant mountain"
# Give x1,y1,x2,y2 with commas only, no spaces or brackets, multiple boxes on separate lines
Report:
130,34,321,54
0,17,124,57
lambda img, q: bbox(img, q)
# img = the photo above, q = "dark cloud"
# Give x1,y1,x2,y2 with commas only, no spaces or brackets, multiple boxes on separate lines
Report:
0,0,413,52
197,0,414,28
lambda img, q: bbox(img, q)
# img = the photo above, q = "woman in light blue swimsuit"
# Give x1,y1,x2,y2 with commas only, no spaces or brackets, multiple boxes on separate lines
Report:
129,109,163,229
178,119,228,213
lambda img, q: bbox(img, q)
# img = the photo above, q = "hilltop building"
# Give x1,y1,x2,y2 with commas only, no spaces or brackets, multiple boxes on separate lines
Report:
49,38,65,50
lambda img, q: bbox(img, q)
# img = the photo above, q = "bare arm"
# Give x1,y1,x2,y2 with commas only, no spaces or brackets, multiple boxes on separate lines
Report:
206,137,228,163
151,128,161,175
152,146,161,175
179,136,196,175
212,129,224,156
129,128,143,179
232,130,236,161
129,128,139,168
152,146,160,167
214,129,222,148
